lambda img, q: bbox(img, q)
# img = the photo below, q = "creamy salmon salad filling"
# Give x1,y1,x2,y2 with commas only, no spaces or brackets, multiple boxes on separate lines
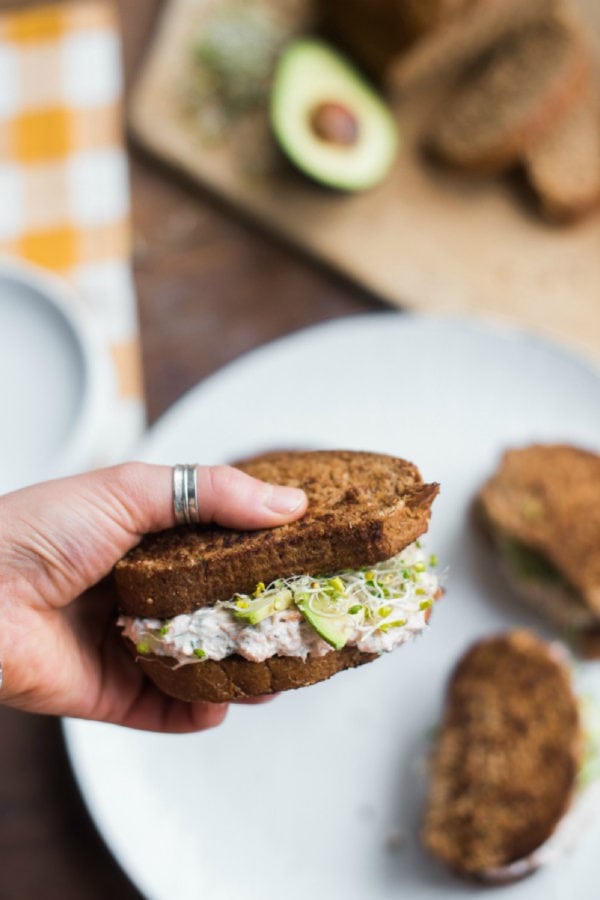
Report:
118,541,440,665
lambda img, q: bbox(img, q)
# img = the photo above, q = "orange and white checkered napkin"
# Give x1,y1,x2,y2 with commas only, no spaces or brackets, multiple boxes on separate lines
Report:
0,0,144,462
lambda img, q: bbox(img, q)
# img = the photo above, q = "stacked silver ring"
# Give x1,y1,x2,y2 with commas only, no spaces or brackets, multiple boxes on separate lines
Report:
173,464,201,525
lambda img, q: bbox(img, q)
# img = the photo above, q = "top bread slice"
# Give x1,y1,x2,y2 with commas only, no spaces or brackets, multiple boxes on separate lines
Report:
115,450,439,619
426,11,589,174
524,83,600,221
478,444,600,615
423,630,582,879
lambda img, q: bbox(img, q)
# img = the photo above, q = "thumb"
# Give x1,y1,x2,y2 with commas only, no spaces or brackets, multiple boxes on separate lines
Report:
2,463,307,606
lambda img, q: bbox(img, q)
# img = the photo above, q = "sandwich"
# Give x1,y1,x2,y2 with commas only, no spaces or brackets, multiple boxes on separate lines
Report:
476,444,600,653
115,450,440,702
423,630,600,882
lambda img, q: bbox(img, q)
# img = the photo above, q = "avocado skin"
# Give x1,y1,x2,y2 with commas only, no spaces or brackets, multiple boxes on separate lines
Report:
270,39,399,192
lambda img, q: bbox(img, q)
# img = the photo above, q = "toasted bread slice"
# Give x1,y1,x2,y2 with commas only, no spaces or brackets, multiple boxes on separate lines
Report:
115,450,439,619
126,640,377,703
388,0,559,94
524,83,600,221
478,444,600,617
426,12,589,174
423,631,583,879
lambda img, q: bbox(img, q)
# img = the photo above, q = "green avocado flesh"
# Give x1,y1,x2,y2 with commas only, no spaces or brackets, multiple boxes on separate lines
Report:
234,588,293,625
498,535,589,611
270,39,398,191
499,537,564,584
295,596,353,650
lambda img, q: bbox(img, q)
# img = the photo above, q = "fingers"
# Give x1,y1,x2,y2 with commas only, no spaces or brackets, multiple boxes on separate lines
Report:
106,680,230,734
1,462,307,606
132,693,230,735
195,465,307,529
233,694,279,705
101,462,307,532
94,634,276,732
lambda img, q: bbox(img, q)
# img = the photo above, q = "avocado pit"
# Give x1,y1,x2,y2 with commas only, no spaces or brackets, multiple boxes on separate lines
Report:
270,39,398,190
310,101,359,147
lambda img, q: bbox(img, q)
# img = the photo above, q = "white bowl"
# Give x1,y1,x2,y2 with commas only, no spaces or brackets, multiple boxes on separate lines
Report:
0,258,114,495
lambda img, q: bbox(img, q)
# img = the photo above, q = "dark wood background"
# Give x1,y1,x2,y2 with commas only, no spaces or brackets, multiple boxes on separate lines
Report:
0,2,386,897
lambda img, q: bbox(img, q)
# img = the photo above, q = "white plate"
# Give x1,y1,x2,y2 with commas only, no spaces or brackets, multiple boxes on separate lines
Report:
64,314,600,900
0,259,113,493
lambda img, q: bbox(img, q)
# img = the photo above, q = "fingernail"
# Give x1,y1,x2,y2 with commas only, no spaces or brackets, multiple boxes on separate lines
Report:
265,486,306,514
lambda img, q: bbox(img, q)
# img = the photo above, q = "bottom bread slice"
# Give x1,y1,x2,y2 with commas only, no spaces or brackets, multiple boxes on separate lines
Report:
127,640,377,703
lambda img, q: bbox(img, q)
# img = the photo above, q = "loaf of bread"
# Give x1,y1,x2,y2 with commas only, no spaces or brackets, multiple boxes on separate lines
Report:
318,0,477,77
525,84,600,220
388,0,559,94
426,11,589,174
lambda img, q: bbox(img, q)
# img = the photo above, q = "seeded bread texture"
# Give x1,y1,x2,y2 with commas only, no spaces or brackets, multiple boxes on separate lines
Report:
478,444,600,616
525,85,600,221
426,12,589,174
115,450,439,619
423,630,582,879
127,640,378,703
388,0,558,94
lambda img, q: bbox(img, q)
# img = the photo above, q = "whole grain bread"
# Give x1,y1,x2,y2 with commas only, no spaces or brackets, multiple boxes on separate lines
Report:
423,630,582,879
319,0,475,78
478,444,600,616
388,0,559,94
426,11,589,174
115,450,439,619
126,639,377,703
524,84,600,221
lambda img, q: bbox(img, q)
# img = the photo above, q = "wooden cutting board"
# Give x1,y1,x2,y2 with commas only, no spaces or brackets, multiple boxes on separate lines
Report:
130,0,600,361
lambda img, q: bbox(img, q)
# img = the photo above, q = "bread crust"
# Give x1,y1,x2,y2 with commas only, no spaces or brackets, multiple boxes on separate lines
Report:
427,12,590,175
524,83,600,222
115,450,439,619
128,640,378,703
423,630,583,879
478,444,600,615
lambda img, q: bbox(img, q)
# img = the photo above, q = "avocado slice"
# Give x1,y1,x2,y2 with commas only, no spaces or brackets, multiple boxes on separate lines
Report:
235,588,292,625
296,596,353,650
270,39,398,191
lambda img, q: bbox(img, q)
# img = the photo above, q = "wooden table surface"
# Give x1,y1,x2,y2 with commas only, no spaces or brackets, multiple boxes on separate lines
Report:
0,2,385,897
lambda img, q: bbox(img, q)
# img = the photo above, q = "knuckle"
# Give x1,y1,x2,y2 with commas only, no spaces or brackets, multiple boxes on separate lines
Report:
208,465,244,498
111,461,147,491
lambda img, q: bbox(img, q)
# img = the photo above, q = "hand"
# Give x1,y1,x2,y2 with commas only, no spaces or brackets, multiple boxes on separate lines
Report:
0,463,307,733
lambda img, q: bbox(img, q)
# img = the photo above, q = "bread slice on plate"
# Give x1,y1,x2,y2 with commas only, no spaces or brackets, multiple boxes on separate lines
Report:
115,450,441,702
423,630,600,882
426,11,590,174
524,84,600,221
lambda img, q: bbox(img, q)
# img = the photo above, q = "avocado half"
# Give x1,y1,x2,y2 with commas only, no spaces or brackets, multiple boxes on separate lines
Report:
270,39,399,191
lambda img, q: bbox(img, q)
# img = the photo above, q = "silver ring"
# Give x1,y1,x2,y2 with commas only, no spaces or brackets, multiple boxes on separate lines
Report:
173,464,200,525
